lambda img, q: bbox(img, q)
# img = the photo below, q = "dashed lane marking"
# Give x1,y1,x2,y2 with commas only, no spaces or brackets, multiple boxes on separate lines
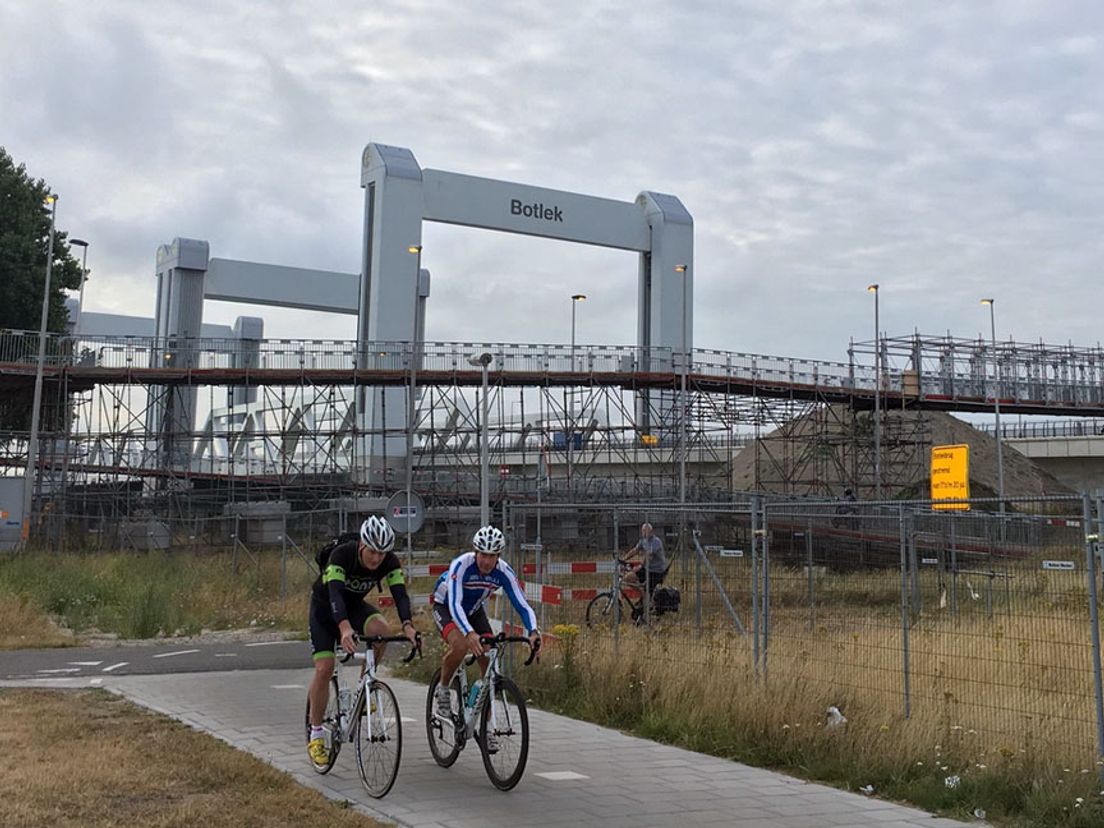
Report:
244,641,299,647
89,678,103,686
36,668,81,674
102,662,128,672
152,649,200,659
271,684,305,690
535,771,590,781
214,653,238,658
68,661,104,666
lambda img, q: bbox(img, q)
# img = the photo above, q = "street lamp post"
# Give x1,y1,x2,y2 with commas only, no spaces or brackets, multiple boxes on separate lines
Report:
867,284,881,499
981,298,1005,516
404,244,423,561
570,294,586,371
21,194,59,544
675,265,689,510
70,238,89,334
467,352,494,525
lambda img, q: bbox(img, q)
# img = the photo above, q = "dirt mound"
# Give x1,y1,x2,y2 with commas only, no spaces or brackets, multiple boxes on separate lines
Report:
730,406,1072,500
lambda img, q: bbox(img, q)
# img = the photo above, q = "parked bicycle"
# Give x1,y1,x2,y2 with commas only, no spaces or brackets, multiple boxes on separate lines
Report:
425,632,538,791
585,559,679,628
304,633,421,798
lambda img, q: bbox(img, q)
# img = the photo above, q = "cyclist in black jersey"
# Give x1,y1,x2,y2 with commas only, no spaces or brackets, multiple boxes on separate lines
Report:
306,515,417,769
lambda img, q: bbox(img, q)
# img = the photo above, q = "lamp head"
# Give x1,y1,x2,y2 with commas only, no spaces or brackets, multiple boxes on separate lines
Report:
70,238,88,248
674,264,688,274
980,298,994,306
867,283,878,293
407,245,422,254
571,293,586,302
467,352,493,368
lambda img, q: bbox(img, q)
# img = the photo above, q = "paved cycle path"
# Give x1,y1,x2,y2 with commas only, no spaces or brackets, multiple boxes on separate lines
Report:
2,668,976,828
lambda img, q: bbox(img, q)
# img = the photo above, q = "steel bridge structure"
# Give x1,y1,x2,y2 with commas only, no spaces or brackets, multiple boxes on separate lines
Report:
3,329,1104,538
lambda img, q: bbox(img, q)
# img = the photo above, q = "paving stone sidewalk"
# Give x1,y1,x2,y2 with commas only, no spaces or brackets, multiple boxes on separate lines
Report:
5,668,978,828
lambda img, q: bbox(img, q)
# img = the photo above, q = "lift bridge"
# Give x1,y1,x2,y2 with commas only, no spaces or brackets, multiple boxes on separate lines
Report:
2,329,1104,520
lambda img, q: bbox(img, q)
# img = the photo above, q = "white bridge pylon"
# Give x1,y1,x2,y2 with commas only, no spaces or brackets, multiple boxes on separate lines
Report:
361,145,692,473
153,144,693,481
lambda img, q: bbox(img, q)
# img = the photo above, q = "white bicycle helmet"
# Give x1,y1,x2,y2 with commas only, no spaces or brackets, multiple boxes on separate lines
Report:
360,516,396,552
472,525,506,554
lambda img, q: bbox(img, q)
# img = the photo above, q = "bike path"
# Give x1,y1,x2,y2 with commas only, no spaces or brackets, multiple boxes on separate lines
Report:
1,668,977,828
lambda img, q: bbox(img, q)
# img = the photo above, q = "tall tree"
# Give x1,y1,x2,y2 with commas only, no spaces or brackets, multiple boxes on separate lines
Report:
0,147,83,332
0,147,84,431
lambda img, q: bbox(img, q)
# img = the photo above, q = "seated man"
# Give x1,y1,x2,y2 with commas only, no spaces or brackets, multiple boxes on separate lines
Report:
622,522,667,597
429,525,541,746
306,516,417,769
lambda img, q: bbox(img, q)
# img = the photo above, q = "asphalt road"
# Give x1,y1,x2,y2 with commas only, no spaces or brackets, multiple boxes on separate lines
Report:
0,638,309,681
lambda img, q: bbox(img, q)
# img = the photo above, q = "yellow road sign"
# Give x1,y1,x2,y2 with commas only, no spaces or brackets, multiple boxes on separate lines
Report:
931,444,970,510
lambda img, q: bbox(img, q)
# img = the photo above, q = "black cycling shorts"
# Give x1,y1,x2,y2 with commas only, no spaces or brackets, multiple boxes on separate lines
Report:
430,599,492,640
308,596,383,660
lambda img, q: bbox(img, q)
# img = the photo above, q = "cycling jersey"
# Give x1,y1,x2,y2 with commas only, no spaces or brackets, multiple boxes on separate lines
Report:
431,553,537,635
310,541,412,625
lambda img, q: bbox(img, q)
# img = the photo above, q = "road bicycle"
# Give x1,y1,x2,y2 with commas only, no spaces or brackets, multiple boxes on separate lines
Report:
584,559,675,629
425,633,538,791
304,633,421,798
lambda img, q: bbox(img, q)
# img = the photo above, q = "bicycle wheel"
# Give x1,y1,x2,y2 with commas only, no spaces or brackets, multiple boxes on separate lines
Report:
425,669,462,768
479,676,529,791
585,591,623,628
354,680,402,798
304,676,341,774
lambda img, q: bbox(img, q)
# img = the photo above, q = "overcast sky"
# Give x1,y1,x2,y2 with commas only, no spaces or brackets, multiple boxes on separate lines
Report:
3,0,1102,364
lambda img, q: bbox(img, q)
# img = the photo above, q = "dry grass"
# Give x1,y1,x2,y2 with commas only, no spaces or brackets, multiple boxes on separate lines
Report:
0,592,75,649
0,689,385,828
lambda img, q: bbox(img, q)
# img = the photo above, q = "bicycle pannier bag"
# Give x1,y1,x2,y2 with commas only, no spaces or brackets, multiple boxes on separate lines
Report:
653,585,681,614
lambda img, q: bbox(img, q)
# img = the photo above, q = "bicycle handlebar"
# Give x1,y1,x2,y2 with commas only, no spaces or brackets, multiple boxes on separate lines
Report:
462,632,540,667
339,632,422,664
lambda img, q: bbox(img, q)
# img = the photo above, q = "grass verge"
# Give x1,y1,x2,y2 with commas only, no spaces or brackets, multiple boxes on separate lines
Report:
0,550,314,646
395,624,1104,828
0,688,385,827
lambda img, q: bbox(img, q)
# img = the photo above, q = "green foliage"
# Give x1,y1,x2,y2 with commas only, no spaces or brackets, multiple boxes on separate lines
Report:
0,146,84,430
0,550,311,640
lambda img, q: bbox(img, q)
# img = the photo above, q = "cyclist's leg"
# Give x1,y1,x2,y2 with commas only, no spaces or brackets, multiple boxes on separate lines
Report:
308,597,338,728
467,607,493,679
361,601,388,665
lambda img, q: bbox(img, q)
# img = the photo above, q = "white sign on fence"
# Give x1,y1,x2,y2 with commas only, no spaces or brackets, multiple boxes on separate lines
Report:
921,557,939,565
720,549,744,558
1042,560,1076,571
519,543,543,552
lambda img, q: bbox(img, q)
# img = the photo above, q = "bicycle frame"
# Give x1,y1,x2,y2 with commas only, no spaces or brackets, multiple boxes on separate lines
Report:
334,635,419,745
448,634,537,744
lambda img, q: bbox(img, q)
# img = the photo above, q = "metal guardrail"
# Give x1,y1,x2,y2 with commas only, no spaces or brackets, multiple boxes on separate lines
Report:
4,329,1104,409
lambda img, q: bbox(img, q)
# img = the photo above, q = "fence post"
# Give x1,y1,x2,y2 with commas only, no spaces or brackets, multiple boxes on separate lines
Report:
751,495,761,675
899,504,912,719
695,523,703,636
232,513,240,574
1085,493,1104,781
280,512,288,601
761,499,770,682
806,516,815,632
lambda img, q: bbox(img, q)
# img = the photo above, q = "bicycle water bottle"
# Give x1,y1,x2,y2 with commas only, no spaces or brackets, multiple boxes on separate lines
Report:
467,679,482,708
338,687,352,731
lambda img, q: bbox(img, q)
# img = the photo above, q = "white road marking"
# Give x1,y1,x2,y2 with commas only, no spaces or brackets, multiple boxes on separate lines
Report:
102,662,128,672
244,641,298,647
401,716,416,723
271,684,305,690
214,653,238,658
152,649,200,659
36,668,81,674
535,771,589,781
68,661,104,666
89,678,103,686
